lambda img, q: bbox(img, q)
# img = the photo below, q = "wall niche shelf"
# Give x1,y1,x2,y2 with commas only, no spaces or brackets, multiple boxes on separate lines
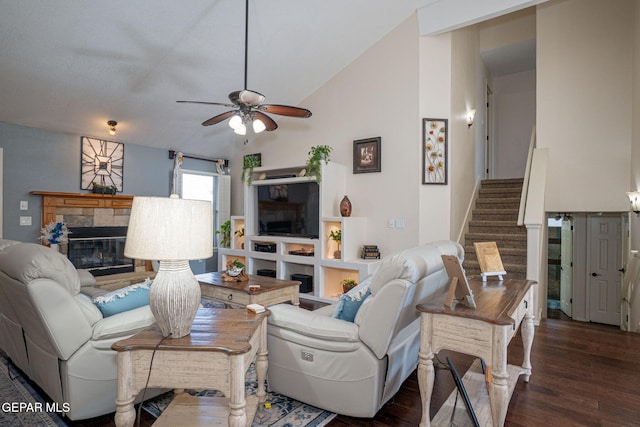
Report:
218,162,379,302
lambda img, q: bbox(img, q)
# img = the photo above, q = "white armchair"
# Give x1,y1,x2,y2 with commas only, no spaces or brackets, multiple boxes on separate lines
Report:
0,241,159,420
266,240,464,417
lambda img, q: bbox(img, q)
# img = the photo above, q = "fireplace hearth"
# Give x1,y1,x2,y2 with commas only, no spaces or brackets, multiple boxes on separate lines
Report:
67,227,133,276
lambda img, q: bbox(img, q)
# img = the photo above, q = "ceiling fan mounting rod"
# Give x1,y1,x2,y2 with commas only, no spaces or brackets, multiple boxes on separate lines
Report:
243,0,249,90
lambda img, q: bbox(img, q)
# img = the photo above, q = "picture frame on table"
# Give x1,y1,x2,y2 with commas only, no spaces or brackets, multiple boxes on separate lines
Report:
422,118,448,185
353,137,381,174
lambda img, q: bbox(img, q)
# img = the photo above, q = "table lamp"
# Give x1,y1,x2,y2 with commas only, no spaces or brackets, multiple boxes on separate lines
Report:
125,195,213,338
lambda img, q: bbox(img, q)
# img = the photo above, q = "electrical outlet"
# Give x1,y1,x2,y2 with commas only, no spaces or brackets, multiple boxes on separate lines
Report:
19,216,32,226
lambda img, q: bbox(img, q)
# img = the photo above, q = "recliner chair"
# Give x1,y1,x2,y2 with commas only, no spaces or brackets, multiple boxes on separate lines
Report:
266,240,463,417
0,241,158,420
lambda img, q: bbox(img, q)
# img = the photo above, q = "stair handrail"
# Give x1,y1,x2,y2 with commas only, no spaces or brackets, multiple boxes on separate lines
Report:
517,126,537,226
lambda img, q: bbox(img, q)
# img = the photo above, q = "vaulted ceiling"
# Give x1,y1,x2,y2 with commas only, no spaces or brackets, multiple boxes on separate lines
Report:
0,0,543,159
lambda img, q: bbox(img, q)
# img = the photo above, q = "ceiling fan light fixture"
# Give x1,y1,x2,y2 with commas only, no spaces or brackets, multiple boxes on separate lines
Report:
253,118,266,133
107,120,117,135
229,114,243,130
234,123,247,135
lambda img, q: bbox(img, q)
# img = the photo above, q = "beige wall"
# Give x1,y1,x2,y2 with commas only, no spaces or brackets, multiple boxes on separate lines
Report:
537,0,633,213
449,26,484,240
631,0,640,249
477,6,536,51
418,32,452,244
232,15,422,257
492,70,536,179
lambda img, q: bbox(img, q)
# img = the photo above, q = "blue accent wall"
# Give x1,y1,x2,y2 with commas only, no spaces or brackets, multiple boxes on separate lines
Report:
0,121,219,268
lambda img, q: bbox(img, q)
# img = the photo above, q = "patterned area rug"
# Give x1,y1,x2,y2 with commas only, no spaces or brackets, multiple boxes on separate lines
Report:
142,364,335,427
142,298,337,426
0,355,67,426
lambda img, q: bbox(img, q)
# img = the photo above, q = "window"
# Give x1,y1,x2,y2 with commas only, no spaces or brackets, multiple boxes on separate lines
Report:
177,169,230,248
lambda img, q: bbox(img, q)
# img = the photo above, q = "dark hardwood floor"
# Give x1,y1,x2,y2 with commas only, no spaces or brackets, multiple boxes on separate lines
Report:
59,310,640,426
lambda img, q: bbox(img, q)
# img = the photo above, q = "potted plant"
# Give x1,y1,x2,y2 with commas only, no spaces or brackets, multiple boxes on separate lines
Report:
235,227,245,249
226,259,245,276
216,220,231,248
306,145,332,183
341,278,357,294
241,154,262,185
329,229,341,259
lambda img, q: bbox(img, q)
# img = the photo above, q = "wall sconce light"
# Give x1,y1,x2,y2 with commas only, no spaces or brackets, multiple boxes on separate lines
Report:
107,120,117,136
627,191,640,216
467,109,476,127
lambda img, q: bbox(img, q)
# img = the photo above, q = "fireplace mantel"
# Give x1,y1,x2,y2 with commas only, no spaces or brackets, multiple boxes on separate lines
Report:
31,191,134,228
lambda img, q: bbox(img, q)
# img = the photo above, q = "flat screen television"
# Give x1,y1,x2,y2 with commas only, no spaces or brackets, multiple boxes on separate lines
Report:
256,181,319,238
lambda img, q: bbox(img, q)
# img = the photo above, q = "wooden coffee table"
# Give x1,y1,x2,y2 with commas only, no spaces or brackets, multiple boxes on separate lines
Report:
112,308,269,427
197,272,300,308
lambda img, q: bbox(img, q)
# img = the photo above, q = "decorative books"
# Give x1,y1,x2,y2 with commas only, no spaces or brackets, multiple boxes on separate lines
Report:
361,245,380,259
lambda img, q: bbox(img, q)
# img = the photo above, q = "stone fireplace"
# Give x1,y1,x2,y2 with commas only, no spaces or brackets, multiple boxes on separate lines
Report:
31,191,148,274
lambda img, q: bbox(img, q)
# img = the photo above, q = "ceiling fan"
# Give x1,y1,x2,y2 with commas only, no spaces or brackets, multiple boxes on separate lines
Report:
177,0,312,135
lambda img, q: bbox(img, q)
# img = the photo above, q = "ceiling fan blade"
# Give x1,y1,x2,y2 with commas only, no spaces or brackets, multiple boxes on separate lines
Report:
254,112,278,131
177,100,236,108
202,110,237,126
229,90,265,106
260,104,312,118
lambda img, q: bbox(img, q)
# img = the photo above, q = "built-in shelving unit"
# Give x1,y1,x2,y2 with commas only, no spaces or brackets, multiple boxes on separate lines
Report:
218,162,379,302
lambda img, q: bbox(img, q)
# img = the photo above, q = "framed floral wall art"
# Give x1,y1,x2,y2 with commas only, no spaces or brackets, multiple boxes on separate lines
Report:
422,118,448,185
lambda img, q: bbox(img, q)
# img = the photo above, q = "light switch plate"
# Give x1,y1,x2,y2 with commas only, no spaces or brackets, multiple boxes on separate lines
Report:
19,216,32,226
20,200,28,210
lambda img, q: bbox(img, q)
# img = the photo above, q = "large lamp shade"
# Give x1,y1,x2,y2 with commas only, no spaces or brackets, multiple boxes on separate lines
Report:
125,195,213,338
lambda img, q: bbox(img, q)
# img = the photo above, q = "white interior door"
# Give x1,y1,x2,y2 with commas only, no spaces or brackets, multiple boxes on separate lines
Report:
588,215,622,325
560,217,573,317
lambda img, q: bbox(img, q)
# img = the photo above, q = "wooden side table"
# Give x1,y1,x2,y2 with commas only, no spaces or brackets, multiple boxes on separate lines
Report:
416,278,535,427
197,272,300,307
112,308,269,427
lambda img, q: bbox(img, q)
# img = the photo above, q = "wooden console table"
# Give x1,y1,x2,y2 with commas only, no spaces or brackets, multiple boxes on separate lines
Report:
112,308,269,427
416,277,535,427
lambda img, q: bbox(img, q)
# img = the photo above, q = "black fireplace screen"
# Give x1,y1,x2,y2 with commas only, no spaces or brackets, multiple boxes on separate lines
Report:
67,227,134,276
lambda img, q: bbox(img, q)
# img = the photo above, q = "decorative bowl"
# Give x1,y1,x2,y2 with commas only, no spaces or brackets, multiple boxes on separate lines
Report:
227,267,243,277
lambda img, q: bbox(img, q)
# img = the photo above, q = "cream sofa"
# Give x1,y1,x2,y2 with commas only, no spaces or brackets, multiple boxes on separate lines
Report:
266,240,463,418
0,240,158,420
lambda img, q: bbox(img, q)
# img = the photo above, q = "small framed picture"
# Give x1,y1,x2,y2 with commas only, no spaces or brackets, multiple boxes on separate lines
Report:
353,137,381,174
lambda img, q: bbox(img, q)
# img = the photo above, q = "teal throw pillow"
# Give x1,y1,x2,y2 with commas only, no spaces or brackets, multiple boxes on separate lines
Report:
93,279,152,317
333,282,371,323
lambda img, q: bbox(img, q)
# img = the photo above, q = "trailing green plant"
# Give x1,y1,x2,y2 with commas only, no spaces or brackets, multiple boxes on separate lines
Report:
306,145,332,183
216,220,231,247
241,154,261,185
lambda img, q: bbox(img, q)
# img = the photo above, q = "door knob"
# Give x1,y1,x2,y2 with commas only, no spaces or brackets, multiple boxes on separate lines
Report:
591,272,601,277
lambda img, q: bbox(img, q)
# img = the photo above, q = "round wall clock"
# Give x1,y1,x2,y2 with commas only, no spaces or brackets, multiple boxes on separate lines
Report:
81,136,124,192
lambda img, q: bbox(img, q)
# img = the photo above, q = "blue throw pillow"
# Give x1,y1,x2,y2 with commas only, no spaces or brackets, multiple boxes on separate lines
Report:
333,282,371,323
93,279,152,317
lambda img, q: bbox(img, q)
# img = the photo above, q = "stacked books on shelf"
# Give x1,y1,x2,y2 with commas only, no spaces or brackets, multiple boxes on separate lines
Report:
361,245,380,259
